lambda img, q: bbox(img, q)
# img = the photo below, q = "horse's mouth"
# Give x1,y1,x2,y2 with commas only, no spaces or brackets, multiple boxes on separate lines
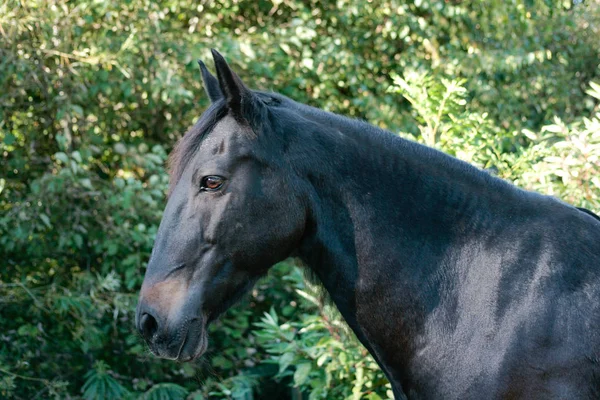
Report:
175,320,209,362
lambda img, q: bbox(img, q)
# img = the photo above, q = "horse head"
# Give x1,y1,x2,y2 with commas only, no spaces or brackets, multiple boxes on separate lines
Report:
135,50,307,361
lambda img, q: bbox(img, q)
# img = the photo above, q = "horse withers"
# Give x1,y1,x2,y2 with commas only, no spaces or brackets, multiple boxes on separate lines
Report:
136,50,600,399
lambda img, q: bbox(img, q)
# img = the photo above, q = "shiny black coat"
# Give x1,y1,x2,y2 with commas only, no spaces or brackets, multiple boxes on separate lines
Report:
137,52,600,399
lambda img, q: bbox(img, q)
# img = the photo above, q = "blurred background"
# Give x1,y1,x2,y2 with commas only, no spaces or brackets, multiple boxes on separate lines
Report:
1,0,599,398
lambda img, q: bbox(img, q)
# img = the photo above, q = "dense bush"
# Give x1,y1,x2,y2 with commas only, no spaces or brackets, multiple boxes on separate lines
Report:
1,0,599,398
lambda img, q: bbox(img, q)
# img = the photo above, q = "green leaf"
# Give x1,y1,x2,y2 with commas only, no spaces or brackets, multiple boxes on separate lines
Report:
543,124,563,133
586,81,600,100
114,143,127,155
293,363,312,387
73,234,83,249
40,213,52,228
278,352,295,374
3,133,16,145
142,383,189,400
316,353,329,367
82,363,129,400
80,178,93,189
55,152,69,164
72,151,82,163
71,104,84,116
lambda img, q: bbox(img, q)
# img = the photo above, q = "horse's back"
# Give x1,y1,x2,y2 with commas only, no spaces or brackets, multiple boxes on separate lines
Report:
485,198,600,398
416,196,600,399
578,206,600,222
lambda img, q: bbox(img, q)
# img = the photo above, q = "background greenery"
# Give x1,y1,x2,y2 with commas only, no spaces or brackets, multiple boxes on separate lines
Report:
1,0,599,398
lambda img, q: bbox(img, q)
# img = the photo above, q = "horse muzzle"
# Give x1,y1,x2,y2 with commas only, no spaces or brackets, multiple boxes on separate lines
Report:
136,278,208,361
136,302,208,361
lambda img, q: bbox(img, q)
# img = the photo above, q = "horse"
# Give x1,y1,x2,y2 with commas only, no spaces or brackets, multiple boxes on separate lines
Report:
136,50,600,399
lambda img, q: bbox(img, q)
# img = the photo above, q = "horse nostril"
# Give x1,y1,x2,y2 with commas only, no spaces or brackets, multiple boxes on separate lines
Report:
140,312,159,341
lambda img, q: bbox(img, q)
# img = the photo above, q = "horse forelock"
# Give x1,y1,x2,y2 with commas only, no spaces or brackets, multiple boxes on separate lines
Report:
166,91,282,197
167,102,228,196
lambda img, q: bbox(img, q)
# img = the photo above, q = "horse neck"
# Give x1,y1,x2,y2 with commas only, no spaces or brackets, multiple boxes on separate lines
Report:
292,112,520,338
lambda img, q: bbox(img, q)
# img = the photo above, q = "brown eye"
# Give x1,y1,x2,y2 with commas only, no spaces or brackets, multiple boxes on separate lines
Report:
201,175,225,191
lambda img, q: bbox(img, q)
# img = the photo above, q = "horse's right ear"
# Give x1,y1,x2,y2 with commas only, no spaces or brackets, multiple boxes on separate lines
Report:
197,60,223,103
211,49,252,117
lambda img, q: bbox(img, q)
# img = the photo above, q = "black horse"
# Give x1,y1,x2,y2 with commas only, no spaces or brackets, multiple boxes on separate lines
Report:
136,50,600,399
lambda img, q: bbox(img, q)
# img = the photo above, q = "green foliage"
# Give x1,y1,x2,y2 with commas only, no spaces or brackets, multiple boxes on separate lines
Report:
1,0,599,398
254,286,392,399
389,71,600,214
513,113,600,211
141,383,189,400
204,375,257,400
82,361,130,400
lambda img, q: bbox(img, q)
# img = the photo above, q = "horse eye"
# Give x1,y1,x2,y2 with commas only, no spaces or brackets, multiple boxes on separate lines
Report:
201,176,224,191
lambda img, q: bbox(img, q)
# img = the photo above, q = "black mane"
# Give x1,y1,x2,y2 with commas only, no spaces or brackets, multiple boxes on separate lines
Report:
172,88,518,204
267,90,522,205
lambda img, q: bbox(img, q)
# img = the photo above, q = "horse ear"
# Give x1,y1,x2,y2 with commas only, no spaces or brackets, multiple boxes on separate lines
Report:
211,49,252,116
197,60,222,103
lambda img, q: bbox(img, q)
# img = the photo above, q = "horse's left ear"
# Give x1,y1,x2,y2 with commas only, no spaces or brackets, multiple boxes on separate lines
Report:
198,60,223,103
211,49,252,117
